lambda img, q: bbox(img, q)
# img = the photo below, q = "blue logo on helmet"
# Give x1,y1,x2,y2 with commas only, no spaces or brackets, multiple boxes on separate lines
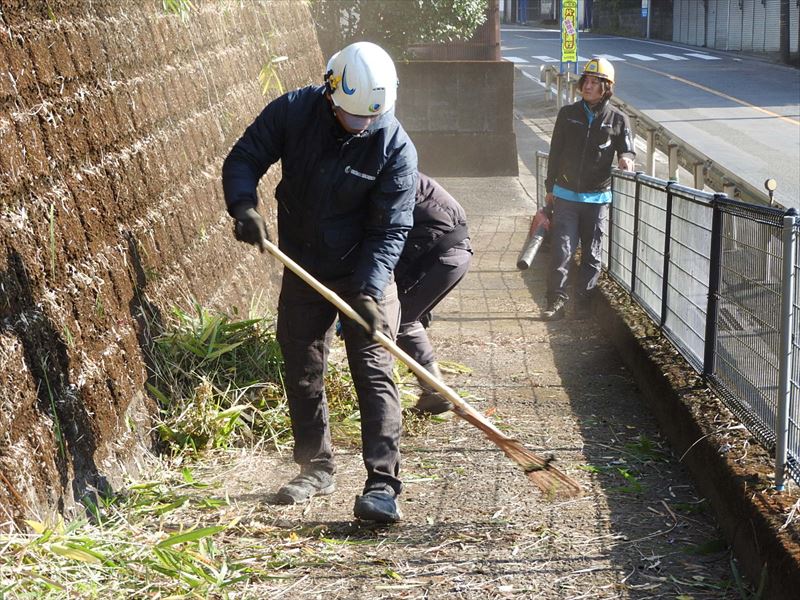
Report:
341,66,356,95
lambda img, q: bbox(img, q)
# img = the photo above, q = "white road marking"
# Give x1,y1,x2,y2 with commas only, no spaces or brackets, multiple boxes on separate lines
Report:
685,53,721,60
532,55,560,62
624,53,658,61
596,54,626,61
654,53,689,60
505,56,529,63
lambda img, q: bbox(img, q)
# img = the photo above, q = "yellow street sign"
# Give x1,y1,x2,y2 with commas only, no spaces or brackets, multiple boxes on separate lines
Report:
561,0,578,64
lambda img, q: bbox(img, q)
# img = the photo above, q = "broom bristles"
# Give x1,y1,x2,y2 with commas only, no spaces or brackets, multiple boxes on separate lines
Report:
452,406,582,498
500,438,582,499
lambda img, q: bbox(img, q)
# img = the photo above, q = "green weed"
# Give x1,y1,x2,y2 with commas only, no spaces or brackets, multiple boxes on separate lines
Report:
258,57,287,97
163,0,194,19
624,434,668,462
0,474,247,598
146,301,367,455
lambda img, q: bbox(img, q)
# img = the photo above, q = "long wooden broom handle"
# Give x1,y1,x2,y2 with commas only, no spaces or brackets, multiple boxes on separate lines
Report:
260,239,513,443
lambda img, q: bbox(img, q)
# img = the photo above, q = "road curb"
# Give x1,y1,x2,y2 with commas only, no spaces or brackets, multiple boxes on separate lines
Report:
594,279,800,599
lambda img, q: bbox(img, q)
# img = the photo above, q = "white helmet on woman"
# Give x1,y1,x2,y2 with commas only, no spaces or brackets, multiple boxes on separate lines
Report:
325,41,398,128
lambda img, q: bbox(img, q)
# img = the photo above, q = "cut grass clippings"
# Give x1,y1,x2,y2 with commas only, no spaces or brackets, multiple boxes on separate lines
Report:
147,302,371,455
0,300,452,597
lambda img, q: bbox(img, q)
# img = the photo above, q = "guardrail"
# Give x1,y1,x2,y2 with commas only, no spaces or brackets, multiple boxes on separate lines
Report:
534,150,800,490
538,65,775,208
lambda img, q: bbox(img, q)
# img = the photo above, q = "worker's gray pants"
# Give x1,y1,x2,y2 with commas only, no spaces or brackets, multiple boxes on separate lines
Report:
396,243,472,366
276,269,403,495
547,198,608,303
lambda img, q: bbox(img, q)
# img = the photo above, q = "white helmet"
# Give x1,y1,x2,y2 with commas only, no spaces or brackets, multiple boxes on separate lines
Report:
325,42,398,123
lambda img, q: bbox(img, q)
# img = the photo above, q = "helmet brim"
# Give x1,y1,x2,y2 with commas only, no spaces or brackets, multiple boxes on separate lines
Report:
332,101,394,133
335,107,378,132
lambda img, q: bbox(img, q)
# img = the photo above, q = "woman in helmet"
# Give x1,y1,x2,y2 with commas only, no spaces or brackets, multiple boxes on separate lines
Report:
541,57,636,321
222,42,417,523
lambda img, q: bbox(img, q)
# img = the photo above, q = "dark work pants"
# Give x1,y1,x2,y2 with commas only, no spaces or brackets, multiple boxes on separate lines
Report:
547,198,608,303
276,268,403,495
396,243,472,366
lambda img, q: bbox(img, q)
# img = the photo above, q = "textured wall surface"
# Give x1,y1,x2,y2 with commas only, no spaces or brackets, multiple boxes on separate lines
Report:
395,61,518,176
0,0,323,525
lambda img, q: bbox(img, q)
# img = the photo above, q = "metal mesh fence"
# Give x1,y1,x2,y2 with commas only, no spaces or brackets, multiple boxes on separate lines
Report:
534,150,800,486
535,151,548,212
662,185,715,370
789,243,800,484
631,177,669,322
608,173,636,292
709,200,787,447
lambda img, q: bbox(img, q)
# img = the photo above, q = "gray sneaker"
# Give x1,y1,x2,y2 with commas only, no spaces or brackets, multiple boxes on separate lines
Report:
353,485,402,523
275,468,335,505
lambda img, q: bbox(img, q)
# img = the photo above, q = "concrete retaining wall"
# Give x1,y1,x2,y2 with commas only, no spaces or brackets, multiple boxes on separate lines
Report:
396,60,518,177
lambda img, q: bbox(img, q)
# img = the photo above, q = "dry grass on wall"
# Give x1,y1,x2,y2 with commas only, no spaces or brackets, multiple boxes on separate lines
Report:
0,0,324,528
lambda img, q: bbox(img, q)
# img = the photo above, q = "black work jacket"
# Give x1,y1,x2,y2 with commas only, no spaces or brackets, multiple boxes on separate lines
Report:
394,173,470,284
222,86,418,298
545,99,635,194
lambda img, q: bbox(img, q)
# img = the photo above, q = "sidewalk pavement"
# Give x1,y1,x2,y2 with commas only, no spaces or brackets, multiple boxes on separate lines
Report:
420,67,798,598
210,68,797,598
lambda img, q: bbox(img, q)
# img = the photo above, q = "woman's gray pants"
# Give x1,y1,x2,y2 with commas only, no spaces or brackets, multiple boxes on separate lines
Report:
547,198,609,303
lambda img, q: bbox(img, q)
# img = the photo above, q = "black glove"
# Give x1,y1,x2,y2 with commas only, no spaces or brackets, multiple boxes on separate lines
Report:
232,205,270,252
351,293,385,336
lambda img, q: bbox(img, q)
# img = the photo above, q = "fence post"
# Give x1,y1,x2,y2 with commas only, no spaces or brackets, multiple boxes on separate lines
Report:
775,209,798,491
542,66,553,102
703,196,725,377
630,173,643,294
659,182,675,328
645,129,656,176
608,174,617,271
693,161,705,190
668,143,679,182
535,151,542,210
556,73,563,110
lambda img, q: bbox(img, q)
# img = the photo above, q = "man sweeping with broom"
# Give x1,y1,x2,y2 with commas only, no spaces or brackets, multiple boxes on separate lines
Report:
222,41,416,523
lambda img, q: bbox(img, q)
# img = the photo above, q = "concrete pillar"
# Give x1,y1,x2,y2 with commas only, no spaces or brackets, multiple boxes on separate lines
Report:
645,129,656,176
668,143,679,182
556,74,563,110
693,162,706,190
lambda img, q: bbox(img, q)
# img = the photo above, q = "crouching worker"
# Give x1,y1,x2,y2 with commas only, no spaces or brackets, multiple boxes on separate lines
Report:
222,41,417,523
396,173,472,415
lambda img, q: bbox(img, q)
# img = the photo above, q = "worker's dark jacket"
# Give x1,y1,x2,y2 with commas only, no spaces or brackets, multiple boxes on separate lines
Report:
394,173,470,290
222,85,418,299
545,98,635,194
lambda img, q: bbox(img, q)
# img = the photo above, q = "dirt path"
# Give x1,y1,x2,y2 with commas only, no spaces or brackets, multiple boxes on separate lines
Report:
175,171,746,598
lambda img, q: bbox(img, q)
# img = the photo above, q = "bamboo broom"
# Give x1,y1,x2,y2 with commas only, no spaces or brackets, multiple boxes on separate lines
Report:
255,238,582,499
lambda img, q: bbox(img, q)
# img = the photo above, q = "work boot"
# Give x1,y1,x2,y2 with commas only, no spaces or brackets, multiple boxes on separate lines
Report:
541,297,567,321
274,467,335,505
409,362,452,415
353,484,402,523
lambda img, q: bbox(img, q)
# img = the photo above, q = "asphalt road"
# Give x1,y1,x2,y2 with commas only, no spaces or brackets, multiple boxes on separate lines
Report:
501,26,800,209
